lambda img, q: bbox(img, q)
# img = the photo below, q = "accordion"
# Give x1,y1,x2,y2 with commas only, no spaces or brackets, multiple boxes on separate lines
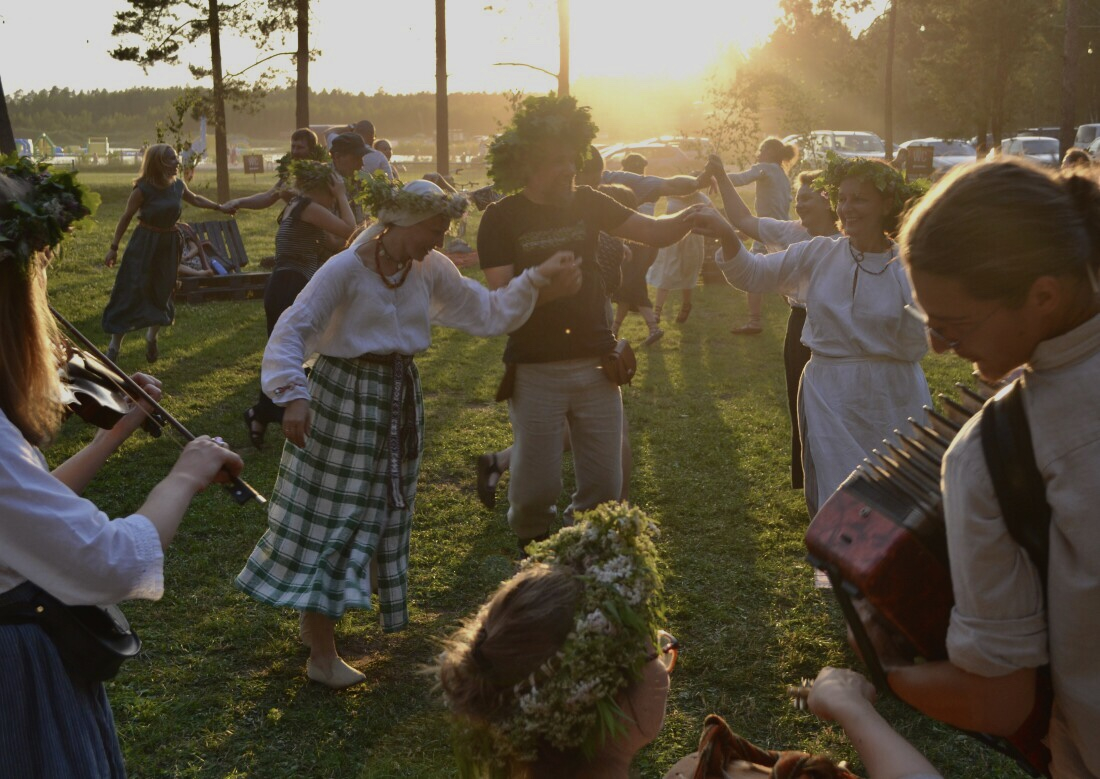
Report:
805,383,1052,778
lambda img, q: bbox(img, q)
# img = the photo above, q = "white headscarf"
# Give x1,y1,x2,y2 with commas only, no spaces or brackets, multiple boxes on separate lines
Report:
351,179,467,249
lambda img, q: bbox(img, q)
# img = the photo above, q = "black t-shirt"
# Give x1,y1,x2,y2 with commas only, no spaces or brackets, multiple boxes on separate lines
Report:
477,186,634,363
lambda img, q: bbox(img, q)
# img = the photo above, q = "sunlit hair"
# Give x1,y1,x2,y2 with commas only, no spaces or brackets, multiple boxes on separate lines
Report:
290,127,319,148
760,136,800,169
621,153,647,174
0,178,64,445
438,565,589,779
797,169,822,187
1062,147,1092,170
900,158,1100,306
137,143,178,189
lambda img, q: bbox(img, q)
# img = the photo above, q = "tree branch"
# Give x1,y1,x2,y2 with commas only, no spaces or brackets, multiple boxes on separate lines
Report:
492,62,559,80
223,50,296,80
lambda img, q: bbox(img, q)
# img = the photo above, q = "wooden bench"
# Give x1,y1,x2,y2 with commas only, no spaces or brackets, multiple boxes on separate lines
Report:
176,219,271,304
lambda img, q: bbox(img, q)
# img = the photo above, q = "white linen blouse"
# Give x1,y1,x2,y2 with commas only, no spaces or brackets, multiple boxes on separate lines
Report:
263,246,548,405
0,410,164,605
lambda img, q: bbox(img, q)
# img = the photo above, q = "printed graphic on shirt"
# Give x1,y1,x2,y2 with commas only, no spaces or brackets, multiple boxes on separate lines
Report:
517,222,587,259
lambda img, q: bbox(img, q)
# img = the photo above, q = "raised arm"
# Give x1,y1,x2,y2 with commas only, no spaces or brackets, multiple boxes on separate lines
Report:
181,182,234,214
706,154,762,240
301,174,358,240
610,206,701,248
224,188,282,211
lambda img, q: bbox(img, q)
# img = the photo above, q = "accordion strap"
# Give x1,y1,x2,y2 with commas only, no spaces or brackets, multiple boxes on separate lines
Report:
979,380,1051,589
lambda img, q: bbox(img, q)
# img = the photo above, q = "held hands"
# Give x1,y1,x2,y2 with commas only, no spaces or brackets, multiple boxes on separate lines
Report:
806,667,878,723
535,250,584,302
282,398,312,448
687,206,736,240
218,203,238,216
704,154,727,181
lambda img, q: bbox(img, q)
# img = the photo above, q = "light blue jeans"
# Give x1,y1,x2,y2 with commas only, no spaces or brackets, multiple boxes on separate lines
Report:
507,358,623,540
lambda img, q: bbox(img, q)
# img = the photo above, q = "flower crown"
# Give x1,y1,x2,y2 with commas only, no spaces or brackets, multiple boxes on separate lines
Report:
487,93,598,194
0,152,99,272
450,503,665,769
275,143,330,185
360,171,468,221
814,150,929,219
288,159,334,193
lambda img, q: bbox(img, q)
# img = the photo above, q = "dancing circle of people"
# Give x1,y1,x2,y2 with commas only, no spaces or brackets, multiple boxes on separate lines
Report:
3,94,1099,779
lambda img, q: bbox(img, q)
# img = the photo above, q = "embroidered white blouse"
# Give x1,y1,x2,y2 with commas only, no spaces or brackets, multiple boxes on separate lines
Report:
0,410,164,605
263,247,548,405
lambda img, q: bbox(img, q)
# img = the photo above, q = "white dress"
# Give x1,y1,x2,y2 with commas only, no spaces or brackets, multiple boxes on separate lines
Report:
716,235,931,514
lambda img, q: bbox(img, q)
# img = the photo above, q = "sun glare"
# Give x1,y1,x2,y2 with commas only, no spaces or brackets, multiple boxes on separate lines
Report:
571,0,783,81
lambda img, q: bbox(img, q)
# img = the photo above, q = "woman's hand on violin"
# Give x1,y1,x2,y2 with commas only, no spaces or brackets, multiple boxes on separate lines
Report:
96,372,164,446
169,436,244,492
282,398,312,448
104,248,119,268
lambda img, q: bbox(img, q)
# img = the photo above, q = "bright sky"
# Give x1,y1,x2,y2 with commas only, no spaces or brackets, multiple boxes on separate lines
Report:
1,0,787,95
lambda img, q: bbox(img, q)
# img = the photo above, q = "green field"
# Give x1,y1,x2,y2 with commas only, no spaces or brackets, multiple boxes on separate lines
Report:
43,169,1027,778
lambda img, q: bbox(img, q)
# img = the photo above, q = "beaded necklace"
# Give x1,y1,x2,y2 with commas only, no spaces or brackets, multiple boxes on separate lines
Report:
375,232,412,289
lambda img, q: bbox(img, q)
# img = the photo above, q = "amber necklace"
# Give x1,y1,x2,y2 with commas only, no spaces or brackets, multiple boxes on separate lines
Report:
375,232,412,289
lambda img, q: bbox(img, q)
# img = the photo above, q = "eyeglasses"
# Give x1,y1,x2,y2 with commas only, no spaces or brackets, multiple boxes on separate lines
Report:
905,303,1001,350
646,630,680,672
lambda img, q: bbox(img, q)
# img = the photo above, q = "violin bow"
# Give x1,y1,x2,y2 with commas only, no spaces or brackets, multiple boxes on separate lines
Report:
50,305,266,506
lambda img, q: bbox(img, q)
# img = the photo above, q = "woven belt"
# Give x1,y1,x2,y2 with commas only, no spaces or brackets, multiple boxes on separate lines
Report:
357,353,418,509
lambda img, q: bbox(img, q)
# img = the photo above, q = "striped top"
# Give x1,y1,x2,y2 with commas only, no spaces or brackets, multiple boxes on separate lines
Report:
274,197,328,279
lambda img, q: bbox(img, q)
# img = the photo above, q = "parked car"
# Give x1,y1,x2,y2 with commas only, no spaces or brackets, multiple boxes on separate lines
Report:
997,136,1060,167
600,138,710,177
897,138,977,172
1086,136,1100,160
1075,123,1100,149
782,130,887,166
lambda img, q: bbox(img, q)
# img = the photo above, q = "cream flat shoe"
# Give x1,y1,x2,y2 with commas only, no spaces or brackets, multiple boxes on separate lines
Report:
306,656,366,689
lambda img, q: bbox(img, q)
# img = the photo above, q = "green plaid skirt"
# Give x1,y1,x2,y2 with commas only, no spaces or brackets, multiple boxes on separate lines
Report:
235,355,424,630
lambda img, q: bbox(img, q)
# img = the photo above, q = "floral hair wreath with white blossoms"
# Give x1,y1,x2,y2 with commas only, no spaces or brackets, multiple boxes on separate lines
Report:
360,171,469,223
0,152,99,273
813,150,929,233
446,502,666,772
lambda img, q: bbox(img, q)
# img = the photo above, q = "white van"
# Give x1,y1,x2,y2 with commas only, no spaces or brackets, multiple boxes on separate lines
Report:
1074,123,1100,149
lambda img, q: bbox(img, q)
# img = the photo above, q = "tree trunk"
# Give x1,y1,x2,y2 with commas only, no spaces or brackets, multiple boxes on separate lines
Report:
558,0,569,97
1059,0,1082,154
435,0,449,176
208,0,230,203
0,76,16,155
883,0,898,161
296,0,309,129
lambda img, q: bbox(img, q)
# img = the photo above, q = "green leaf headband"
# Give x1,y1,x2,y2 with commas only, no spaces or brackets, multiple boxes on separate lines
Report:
486,93,599,194
814,150,929,220
288,159,334,193
0,152,99,273
275,143,330,185
448,503,665,770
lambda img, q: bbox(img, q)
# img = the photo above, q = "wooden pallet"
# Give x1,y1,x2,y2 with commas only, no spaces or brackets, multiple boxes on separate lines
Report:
177,218,270,304
177,272,270,304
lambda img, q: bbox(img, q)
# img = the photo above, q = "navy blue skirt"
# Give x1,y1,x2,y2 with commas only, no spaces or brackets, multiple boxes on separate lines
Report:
0,622,126,778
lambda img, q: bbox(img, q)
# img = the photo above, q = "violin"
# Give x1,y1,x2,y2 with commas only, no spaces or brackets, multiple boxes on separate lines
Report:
51,306,265,506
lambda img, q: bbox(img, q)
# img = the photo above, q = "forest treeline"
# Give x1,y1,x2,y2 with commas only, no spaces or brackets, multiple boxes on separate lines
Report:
6,88,519,148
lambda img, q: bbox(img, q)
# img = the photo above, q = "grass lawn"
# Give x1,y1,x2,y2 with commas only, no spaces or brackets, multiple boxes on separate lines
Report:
41,168,1029,778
